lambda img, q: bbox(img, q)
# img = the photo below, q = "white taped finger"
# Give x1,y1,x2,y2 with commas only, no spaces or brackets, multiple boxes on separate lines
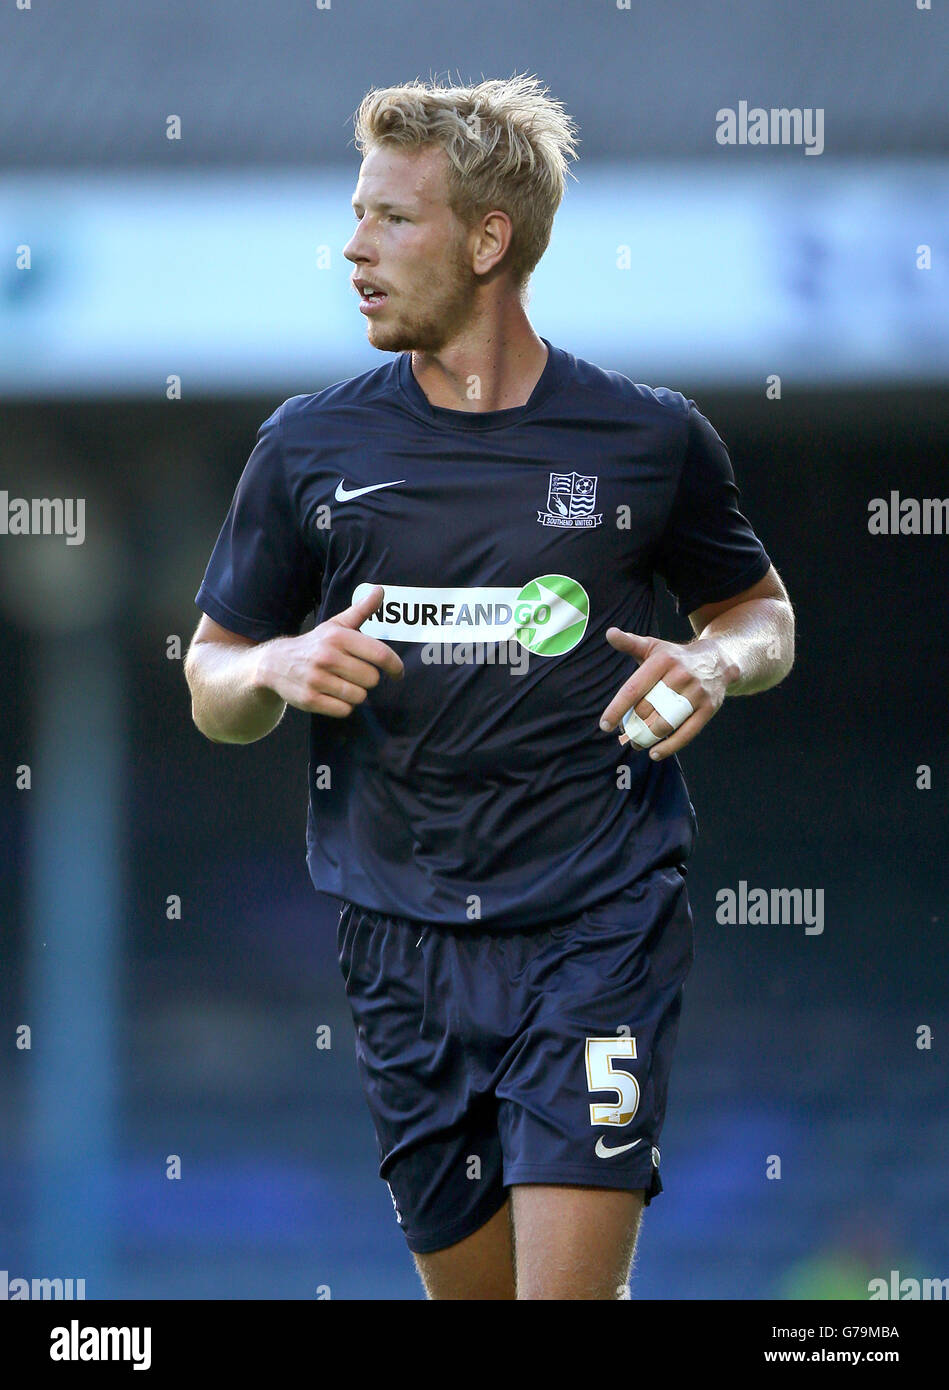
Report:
621,706,663,748
645,678,694,730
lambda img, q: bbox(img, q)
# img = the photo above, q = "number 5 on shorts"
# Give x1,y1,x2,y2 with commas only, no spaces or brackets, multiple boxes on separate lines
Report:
585,1037,640,1127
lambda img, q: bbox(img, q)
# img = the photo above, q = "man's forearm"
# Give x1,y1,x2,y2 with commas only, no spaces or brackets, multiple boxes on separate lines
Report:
185,638,288,744
695,597,795,696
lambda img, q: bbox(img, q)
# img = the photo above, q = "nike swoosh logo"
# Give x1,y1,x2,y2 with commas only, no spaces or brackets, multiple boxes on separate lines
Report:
595,1137,642,1159
334,479,405,502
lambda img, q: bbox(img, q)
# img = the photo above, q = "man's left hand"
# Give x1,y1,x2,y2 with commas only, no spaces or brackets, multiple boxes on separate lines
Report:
598,629,740,761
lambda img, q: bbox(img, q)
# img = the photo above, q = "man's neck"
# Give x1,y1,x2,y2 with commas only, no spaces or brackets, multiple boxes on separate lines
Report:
410,308,548,413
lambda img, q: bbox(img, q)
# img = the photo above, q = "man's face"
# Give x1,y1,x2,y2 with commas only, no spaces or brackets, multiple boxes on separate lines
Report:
344,144,479,353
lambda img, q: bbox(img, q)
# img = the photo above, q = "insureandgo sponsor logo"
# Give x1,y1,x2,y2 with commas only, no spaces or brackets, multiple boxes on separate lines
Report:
352,574,590,656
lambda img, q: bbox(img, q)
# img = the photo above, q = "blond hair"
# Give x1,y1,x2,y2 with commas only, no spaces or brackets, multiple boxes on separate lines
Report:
353,74,579,288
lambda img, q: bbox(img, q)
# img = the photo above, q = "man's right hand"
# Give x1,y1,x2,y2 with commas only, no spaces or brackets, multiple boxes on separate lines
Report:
254,584,404,717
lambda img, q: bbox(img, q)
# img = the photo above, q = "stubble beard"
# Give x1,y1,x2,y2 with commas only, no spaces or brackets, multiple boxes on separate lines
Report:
366,241,479,354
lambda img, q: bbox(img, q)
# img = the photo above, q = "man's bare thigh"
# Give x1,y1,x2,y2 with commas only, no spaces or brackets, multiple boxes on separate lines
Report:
412,1185,643,1300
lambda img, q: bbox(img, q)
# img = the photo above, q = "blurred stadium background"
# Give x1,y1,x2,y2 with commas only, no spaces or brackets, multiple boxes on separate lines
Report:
1,1,947,1299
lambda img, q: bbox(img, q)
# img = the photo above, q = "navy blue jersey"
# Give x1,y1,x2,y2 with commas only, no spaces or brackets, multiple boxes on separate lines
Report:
195,340,771,928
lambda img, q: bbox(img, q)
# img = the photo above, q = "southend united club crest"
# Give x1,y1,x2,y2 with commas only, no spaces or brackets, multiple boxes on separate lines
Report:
538,471,602,529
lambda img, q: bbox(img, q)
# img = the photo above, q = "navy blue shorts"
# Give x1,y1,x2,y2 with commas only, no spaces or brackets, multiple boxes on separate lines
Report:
336,864,694,1255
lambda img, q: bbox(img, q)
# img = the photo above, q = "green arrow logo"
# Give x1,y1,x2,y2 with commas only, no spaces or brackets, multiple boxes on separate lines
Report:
513,574,589,655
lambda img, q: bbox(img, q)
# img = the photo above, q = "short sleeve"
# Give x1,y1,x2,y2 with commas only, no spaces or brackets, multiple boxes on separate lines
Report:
195,405,322,640
653,403,772,616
